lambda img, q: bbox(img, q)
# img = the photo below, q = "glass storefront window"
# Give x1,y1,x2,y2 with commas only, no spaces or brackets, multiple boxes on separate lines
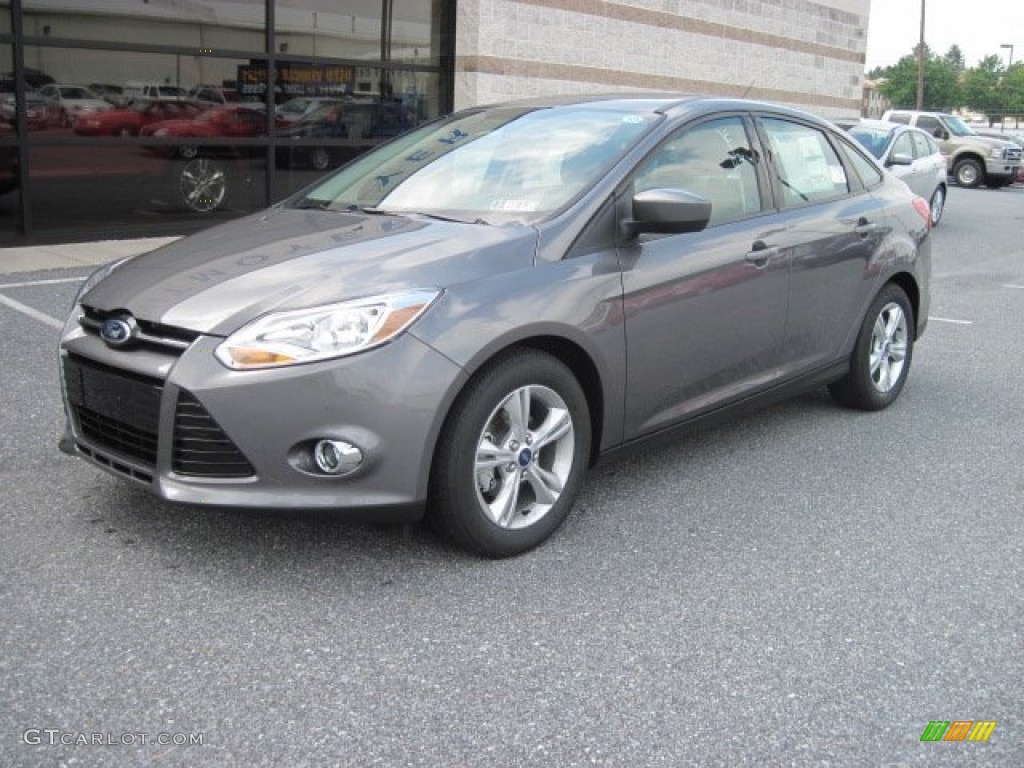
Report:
21,1,265,51
275,1,382,60
28,144,267,239
272,70,440,201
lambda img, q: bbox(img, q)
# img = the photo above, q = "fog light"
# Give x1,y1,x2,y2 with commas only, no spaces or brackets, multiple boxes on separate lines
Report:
313,439,363,476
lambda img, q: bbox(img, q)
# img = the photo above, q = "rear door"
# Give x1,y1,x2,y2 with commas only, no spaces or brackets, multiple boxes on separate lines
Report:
754,115,888,372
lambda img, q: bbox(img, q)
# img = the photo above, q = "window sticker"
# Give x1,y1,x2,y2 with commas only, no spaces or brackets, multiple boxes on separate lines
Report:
489,199,539,212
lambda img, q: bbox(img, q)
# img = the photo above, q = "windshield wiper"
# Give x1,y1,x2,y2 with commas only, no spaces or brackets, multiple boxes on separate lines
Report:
407,211,491,225
294,198,333,210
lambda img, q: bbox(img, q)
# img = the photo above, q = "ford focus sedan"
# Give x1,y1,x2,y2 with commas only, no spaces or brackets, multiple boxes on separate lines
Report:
59,95,931,557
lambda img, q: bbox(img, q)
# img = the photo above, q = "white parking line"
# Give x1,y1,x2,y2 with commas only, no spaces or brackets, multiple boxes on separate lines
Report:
929,316,974,325
0,276,86,290
0,292,64,330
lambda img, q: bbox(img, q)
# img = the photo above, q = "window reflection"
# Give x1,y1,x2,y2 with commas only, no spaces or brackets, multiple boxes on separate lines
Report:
21,1,265,50
1,1,449,242
28,144,266,234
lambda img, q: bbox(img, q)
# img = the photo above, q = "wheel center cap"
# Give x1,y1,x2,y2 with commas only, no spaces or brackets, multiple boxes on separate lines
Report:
517,448,533,468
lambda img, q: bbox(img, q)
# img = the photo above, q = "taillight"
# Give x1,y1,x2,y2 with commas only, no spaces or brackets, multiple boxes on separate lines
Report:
912,197,932,231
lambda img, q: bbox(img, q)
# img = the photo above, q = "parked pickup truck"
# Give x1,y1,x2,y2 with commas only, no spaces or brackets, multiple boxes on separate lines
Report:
882,109,1021,188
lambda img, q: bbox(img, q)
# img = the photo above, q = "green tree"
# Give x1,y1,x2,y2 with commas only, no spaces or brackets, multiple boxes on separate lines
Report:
1003,63,1024,125
961,55,1005,122
943,45,966,73
876,47,960,111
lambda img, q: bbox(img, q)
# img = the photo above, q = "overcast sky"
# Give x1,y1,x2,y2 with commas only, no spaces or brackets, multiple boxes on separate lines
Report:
865,0,1024,71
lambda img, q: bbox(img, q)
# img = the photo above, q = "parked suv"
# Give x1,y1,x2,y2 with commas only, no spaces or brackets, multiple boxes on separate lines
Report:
883,109,1021,188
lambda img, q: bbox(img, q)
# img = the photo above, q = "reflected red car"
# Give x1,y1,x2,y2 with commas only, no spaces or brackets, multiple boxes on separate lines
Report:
140,105,267,157
74,99,204,137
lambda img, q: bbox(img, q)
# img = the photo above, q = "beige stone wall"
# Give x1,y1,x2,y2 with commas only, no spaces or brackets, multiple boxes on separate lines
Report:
454,0,870,120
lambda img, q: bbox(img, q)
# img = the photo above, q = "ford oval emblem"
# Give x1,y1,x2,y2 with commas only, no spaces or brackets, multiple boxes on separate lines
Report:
99,316,137,347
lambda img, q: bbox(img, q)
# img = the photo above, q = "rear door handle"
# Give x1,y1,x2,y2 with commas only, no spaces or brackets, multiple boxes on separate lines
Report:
854,217,878,237
745,240,778,268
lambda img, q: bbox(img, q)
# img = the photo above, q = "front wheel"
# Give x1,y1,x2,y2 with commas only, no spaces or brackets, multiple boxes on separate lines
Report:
179,158,227,213
829,284,914,411
953,158,982,188
430,349,591,557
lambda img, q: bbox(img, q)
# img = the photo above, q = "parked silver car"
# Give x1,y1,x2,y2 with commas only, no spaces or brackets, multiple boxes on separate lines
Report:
847,119,948,226
59,95,932,556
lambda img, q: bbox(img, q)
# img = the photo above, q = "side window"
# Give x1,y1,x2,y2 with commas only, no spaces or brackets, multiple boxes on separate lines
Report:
915,116,943,138
913,132,937,158
633,116,762,226
837,137,884,188
760,118,849,206
888,112,910,125
910,131,936,158
891,132,914,158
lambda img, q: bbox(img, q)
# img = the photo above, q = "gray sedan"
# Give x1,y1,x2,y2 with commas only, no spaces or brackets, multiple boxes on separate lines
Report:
59,95,932,556
847,119,948,226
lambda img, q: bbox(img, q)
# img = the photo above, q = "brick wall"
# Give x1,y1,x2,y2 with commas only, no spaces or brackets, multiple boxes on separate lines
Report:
454,0,869,120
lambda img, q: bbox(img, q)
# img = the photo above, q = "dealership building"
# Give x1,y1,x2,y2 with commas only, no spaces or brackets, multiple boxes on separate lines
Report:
0,0,869,245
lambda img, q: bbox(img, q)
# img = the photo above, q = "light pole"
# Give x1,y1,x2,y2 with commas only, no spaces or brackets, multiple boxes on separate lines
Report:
1001,43,1014,68
916,0,926,110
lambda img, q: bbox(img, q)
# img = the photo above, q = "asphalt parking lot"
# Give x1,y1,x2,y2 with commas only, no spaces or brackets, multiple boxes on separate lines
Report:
0,185,1021,767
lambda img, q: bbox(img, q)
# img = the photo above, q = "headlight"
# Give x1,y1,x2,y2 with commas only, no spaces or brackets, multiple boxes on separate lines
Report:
215,291,440,370
991,147,1006,159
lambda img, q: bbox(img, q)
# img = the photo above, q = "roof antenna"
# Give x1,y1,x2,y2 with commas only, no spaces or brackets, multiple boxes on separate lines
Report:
742,81,756,98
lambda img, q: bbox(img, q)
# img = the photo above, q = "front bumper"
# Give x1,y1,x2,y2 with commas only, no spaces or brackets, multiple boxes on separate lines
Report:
59,312,466,518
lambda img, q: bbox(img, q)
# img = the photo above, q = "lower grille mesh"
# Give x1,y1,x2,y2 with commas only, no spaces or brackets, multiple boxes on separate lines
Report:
64,355,161,467
173,391,255,478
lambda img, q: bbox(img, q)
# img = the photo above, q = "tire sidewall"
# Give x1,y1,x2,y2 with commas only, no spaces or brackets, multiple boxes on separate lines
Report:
431,350,591,557
848,285,915,410
954,159,982,188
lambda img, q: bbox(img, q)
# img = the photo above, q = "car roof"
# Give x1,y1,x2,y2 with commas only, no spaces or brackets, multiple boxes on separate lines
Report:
472,93,834,125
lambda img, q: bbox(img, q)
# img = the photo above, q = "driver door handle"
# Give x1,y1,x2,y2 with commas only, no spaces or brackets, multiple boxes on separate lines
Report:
745,240,778,268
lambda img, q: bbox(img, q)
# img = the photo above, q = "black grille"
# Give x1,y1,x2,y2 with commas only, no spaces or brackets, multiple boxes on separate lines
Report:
63,355,162,467
173,391,255,478
80,305,200,355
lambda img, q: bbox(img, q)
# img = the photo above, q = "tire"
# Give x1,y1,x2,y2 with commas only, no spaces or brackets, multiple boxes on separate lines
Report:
430,349,591,557
829,284,914,411
928,185,945,226
179,158,227,213
953,158,983,188
310,147,330,172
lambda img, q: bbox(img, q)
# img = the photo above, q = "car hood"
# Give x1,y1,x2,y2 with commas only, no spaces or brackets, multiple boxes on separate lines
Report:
81,206,538,336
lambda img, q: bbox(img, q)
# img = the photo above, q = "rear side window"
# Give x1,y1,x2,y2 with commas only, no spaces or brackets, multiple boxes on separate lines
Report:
915,116,944,137
760,118,849,206
887,112,910,125
910,131,938,157
837,137,884,188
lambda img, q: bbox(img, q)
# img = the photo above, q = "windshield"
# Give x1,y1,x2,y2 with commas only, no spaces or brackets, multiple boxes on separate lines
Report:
944,115,975,137
847,126,896,160
291,105,661,224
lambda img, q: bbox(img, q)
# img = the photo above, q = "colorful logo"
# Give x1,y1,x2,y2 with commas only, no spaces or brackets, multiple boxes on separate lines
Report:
920,721,997,742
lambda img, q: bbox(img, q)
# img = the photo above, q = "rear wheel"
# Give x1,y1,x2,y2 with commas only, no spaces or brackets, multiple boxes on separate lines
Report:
928,186,945,226
953,158,982,188
430,349,591,557
829,284,914,411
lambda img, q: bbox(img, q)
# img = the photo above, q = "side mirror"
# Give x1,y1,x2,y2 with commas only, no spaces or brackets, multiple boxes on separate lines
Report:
933,128,949,140
888,153,913,167
623,188,712,237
